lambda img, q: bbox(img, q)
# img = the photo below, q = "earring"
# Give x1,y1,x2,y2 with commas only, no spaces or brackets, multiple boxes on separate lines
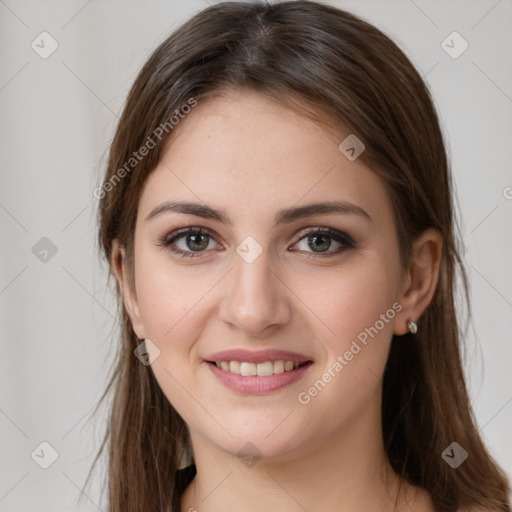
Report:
407,319,418,334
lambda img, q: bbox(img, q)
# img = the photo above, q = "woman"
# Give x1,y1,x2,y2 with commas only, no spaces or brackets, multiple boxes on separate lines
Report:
89,1,511,511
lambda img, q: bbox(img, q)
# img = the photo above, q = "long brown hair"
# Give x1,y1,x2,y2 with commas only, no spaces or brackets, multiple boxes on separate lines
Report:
87,1,511,511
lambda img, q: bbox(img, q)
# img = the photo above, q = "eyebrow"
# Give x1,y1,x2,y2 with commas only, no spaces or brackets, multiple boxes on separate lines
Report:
145,200,372,225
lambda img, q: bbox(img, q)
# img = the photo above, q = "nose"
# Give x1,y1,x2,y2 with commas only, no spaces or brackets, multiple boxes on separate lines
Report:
218,248,292,336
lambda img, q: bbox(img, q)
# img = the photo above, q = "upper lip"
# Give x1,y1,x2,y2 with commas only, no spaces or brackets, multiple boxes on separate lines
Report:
205,348,313,364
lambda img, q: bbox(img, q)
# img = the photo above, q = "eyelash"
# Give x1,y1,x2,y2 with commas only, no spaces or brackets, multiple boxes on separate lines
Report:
157,226,355,260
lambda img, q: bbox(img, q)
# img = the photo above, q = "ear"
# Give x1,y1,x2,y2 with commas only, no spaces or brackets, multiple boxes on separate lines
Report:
393,228,443,336
111,239,146,339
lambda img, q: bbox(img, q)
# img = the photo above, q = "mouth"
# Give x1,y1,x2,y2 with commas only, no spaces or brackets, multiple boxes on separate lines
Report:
207,359,313,376
204,349,314,394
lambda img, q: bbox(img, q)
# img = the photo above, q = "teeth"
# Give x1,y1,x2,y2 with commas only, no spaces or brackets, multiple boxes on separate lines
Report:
230,361,241,374
214,360,305,376
256,361,274,376
273,360,284,374
240,362,257,376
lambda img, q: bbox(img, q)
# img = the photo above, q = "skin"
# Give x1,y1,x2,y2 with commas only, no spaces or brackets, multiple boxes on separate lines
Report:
111,88,443,512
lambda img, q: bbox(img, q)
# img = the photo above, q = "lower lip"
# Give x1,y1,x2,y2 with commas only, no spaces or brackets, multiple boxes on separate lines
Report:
206,362,313,394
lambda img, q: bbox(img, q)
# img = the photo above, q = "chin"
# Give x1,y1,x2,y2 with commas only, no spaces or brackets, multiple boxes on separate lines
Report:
198,422,309,463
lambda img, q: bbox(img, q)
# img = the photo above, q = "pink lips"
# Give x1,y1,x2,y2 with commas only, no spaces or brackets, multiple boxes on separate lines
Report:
204,348,313,395
205,348,312,364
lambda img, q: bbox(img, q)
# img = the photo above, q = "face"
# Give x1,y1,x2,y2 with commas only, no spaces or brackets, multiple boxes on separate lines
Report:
121,89,408,461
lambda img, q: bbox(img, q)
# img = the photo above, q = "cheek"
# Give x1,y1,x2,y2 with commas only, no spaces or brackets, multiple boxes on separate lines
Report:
304,256,400,344
299,256,400,404
133,248,218,343
134,258,213,425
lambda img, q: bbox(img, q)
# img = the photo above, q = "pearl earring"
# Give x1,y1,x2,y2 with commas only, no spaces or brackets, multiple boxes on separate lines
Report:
407,319,418,334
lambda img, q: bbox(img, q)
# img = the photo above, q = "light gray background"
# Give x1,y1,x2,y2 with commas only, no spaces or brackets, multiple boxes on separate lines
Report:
0,1,511,510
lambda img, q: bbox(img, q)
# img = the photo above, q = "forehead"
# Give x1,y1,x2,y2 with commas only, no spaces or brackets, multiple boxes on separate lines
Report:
138,90,391,227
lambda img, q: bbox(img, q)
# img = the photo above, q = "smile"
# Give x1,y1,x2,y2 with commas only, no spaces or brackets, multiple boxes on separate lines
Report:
211,360,306,376
206,358,313,394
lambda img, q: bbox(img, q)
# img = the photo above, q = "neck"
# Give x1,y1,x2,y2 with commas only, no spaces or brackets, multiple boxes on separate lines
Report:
180,394,430,512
